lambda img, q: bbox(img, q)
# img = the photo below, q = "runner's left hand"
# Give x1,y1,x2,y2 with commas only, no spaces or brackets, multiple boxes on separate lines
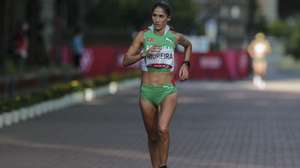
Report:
179,64,189,81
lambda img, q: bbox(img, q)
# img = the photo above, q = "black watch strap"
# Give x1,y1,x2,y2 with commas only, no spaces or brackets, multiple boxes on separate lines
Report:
184,61,190,68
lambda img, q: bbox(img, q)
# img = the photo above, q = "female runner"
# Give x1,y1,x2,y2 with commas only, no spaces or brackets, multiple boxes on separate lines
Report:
123,1,192,168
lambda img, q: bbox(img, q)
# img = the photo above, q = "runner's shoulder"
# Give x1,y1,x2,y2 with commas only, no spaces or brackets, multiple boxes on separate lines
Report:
168,26,179,38
133,30,146,43
168,27,182,41
135,27,150,36
140,26,151,33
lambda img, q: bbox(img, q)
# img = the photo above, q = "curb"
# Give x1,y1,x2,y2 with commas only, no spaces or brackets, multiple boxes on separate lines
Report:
0,79,139,129
177,80,300,93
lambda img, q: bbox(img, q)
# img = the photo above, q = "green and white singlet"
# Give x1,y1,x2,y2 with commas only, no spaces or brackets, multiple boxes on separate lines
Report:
140,25,177,72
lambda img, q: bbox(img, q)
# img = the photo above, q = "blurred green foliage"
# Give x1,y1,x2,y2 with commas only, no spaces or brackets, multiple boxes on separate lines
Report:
268,20,290,37
85,0,200,34
2,58,17,75
268,17,300,60
170,0,199,33
248,0,268,34
0,70,140,113
285,23,300,60
253,14,268,33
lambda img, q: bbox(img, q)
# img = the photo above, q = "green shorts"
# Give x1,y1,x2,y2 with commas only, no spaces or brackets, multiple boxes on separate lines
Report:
140,83,177,106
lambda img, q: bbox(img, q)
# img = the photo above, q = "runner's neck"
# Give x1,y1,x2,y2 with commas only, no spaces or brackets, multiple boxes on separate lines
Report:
154,27,166,36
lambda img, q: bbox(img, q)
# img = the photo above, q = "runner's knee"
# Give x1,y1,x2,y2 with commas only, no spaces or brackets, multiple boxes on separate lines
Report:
159,126,169,138
147,131,159,143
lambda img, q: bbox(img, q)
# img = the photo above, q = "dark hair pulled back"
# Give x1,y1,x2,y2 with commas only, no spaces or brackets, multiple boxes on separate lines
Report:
151,1,171,16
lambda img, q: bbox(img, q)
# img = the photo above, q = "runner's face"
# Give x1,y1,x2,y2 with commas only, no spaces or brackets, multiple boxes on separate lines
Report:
152,7,170,31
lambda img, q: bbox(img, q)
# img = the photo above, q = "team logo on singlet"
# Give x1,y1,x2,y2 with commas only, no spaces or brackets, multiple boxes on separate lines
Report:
149,38,155,43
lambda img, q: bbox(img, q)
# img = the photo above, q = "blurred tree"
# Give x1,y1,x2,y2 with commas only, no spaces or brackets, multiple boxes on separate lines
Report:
268,20,290,37
26,0,49,66
85,0,199,34
254,14,268,33
170,0,199,34
0,0,50,71
279,0,300,19
248,0,267,35
285,16,300,60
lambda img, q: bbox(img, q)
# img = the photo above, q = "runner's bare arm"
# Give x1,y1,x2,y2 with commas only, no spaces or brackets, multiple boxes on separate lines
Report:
123,31,145,67
176,33,192,80
176,33,192,62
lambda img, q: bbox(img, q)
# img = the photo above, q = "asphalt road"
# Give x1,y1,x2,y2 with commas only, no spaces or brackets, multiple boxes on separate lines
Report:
1,81,300,168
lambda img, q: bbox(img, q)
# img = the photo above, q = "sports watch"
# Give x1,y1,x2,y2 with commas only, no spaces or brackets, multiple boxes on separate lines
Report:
183,61,190,68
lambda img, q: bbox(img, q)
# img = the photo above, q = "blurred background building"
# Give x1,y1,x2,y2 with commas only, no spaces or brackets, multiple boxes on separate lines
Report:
257,0,278,23
193,0,249,49
193,0,280,49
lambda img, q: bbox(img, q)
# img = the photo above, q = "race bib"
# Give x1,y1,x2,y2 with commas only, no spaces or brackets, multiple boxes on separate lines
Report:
145,47,174,69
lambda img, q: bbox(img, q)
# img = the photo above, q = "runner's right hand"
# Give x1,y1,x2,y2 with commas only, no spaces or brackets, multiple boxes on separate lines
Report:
141,46,161,58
